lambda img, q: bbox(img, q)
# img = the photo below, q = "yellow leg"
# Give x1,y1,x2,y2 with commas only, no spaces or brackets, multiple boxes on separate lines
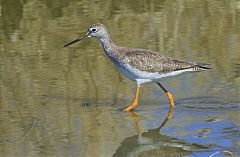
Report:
156,83,175,119
123,86,140,112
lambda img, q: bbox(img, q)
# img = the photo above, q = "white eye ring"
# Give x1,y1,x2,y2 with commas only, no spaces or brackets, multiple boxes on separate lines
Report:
91,28,97,33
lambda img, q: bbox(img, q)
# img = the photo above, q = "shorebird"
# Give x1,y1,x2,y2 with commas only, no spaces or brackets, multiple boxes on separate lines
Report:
64,23,210,119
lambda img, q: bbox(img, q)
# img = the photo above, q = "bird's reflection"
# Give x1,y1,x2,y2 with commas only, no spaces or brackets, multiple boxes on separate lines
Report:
128,103,174,136
113,109,207,157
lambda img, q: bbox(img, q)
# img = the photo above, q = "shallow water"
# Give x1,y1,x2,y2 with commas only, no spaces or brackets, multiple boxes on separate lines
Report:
0,0,240,157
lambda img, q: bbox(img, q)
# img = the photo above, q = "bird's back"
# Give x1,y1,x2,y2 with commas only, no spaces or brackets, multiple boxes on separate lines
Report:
117,47,210,74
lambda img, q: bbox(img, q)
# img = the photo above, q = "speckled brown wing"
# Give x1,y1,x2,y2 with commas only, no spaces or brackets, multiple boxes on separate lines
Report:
121,48,210,73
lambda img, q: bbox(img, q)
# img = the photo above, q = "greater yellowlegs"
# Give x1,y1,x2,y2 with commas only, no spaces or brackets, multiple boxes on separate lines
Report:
64,23,210,119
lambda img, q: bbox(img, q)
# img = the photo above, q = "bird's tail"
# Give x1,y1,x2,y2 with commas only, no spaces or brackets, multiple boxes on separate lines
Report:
191,63,211,71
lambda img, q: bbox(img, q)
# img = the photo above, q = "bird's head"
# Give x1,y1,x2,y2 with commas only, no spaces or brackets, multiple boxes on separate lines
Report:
64,23,109,47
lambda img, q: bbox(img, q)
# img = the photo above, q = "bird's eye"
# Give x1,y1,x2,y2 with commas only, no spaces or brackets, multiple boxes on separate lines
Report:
91,28,97,32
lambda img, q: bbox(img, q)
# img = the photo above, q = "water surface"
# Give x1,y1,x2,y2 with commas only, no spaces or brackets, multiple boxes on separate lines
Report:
0,0,240,157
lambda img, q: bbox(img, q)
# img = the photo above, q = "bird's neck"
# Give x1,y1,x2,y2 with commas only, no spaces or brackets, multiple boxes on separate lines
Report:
99,35,123,63
99,34,114,45
99,36,117,54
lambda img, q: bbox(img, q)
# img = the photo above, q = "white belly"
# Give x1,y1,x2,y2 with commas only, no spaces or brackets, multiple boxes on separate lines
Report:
116,63,194,85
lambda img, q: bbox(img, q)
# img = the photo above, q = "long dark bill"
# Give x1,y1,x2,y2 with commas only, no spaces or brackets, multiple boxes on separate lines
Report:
64,32,90,47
